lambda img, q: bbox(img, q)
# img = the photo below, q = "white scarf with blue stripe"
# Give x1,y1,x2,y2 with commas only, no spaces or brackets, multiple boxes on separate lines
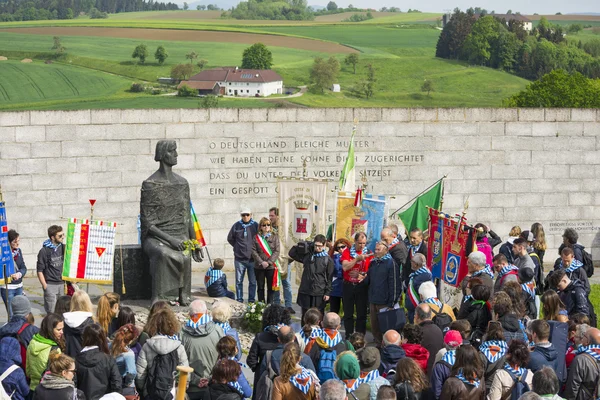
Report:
473,265,494,279
373,253,392,262
423,297,443,309
289,366,314,395
480,340,508,363
186,314,212,329
409,266,429,280
456,369,480,388
576,344,600,362
299,326,322,345
205,268,223,288
564,259,584,273
349,245,368,259
408,243,422,257
320,328,343,347
521,281,536,298
228,381,245,396
227,356,248,369
498,264,518,280
504,363,526,380
441,349,456,366
214,320,231,333
239,219,255,237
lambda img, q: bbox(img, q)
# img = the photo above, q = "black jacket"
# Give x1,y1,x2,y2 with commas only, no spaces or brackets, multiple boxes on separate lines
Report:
403,242,427,288
419,320,444,378
388,241,408,280
204,383,242,400
365,257,399,306
560,279,589,317
8,248,27,287
34,383,86,400
63,313,95,358
499,313,527,344
75,348,122,400
458,300,491,344
289,246,334,297
527,344,559,373
247,330,280,399
36,244,65,283
227,220,258,263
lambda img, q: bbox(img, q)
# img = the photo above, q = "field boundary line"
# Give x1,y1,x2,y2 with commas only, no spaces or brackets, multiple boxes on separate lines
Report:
7,63,46,99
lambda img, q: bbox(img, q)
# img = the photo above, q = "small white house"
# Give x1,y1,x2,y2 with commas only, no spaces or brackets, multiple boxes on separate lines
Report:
180,67,283,97
331,84,340,92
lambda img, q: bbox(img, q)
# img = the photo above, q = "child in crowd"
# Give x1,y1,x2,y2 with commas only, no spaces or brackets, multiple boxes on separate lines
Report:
205,258,235,299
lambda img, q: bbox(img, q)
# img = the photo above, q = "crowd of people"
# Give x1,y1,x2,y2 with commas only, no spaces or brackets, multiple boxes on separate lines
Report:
0,209,598,400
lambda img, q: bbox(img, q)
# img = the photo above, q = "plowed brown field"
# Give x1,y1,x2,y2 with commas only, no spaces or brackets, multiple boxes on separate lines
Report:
0,27,357,53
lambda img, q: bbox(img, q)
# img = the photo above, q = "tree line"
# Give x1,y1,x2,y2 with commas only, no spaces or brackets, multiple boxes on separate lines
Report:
435,9,600,80
0,0,178,21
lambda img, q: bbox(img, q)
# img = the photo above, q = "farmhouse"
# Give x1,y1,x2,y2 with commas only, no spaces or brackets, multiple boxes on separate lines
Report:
442,12,533,31
179,67,283,97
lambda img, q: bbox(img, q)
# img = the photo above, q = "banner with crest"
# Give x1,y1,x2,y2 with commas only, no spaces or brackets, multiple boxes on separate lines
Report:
0,199,16,285
335,192,387,252
277,178,329,264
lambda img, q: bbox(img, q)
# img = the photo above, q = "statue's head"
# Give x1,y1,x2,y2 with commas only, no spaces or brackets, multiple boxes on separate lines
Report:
155,140,178,167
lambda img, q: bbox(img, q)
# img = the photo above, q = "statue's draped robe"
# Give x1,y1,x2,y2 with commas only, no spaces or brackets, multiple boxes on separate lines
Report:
140,174,192,301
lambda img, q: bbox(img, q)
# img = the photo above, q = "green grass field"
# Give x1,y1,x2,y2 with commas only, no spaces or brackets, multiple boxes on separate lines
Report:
0,60,133,108
592,284,600,320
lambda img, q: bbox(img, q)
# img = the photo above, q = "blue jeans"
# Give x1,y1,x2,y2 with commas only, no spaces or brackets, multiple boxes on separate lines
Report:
1,287,24,318
273,263,292,308
235,260,257,303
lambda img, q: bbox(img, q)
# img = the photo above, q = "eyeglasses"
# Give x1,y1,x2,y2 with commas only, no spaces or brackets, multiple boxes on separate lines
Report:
57,234,65,238
67,369,76,373
241,214,250,217
336,245,347,250
261,224,271,227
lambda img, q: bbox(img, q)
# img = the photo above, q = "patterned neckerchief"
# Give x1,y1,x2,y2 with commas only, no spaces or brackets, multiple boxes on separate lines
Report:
576,344,600,361
228,381,245,396
319,328,342,347
157,333,179,341
407,243,422,257
373,253,392,262
263,324,286,333
441,349,456,365
214,320,231,333
463,295,473,303
261,232,271,238
456,369,480,388
358,369,380,385
388,238,400,249
349,245,367,259
479,340,508,363
472,265,494,279
313,250,329,257
423,297,443,309
239,219,255,237
498,264,519,279
205,268,223,288
564,259,584,273
186,313,212,329
289,366,314,395
43,239,61,250
299,326,322,344
409,266,429,280
521,281,536,298
227,356,248,369
504,363,526,380
344,379,359,393
12,248,20,260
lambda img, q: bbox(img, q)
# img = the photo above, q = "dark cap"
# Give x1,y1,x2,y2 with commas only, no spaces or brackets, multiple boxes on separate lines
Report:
520,230,535,242
518,267,535,283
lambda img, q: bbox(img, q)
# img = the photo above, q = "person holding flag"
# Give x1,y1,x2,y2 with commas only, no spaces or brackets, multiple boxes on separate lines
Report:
252,217,280,304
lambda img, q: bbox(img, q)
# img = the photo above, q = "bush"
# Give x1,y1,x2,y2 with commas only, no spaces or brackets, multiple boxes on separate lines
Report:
177,84,196,97
89,7,108,18
242,302,267,333
130,82,144,92
342,12,373,22
199,95,219,108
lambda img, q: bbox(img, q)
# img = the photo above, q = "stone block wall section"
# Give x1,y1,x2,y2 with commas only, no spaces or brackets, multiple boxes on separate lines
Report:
1,108,599,271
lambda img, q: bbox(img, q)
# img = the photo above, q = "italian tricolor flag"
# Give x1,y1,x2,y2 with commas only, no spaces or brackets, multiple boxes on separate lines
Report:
256,234,281,291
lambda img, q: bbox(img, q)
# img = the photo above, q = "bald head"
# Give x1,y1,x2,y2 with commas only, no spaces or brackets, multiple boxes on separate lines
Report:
587,327,600,345
277,325,295,344
323,312,341,329
415,303,432,324
382,330,401,346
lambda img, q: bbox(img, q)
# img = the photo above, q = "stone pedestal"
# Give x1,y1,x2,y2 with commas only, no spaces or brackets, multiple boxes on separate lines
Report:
113,244,151,300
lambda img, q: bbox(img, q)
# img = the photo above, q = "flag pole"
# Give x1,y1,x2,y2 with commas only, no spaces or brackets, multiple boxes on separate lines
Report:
389,175,447,218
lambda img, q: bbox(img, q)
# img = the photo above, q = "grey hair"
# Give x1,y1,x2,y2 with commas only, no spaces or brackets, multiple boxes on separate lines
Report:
517,393,542,400
532,367,560,396
189,299,207,316
319,379,347,400
323,312,341,329
411,253,426,267
418,281,437,301
576,324,591,340
381,227,393,238
211,301,231,323
154,139,176,162
468,251,487,267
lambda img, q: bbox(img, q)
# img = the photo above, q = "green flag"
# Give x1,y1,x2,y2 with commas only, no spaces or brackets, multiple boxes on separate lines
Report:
398,180,443,232
339,124,356,192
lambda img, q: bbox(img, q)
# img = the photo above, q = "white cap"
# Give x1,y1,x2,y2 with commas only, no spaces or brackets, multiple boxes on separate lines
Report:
240,207,252,215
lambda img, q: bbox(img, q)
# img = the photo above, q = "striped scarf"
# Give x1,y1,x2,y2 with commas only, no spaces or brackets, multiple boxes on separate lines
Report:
320,328,343,347
408,243,422,257
480,340,508,363
373,253,392,262
299,326,322,344
344,379,359,393
358,370,380,385
157,333,179,341
564,259,584,273
313,250,329,257
388,238,400,249
498,264,518,280
264,324,285,333
473,265,494,279
576,344,600,362
456,369,480,388
441,349,456,366
349,245,367,259
239,219,255,238
409,266,429,280
504,363,526,380
289,366,314,395
261,233,271,238
227,356,248,369
43,239,61,249
521,281,536,298
214,321,231,333
205,268,223,288
423,297,443,309
186,313,212,329
228,381,245,396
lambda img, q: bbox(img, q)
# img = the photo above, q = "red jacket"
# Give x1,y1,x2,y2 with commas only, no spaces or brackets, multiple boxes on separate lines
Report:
401,343,429,371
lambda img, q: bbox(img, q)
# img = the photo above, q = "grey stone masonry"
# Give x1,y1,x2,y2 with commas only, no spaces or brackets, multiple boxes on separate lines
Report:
1,108,599,269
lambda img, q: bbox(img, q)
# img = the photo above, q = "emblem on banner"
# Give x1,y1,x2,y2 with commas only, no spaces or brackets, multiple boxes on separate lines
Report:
433,232,441,256
288,199,317,243
445,254,460,285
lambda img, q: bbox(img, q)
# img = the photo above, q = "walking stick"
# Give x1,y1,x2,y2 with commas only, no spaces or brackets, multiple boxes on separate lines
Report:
176,365,194,400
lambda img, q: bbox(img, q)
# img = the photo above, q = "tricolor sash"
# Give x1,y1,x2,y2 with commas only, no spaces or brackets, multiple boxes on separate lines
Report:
408,267,428,308
256,234,281,291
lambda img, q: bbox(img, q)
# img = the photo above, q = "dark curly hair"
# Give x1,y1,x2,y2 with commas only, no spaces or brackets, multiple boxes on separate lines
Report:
402,324,422,344
261,304,291,330
506,340,530,367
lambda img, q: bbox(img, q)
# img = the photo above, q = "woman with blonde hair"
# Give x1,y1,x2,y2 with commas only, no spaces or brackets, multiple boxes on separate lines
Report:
499,226,522,265
63,290,95,357
97,292,120,336
212,301,242,360
530,222,547,266
273,342,318,400
251,216,280,304
541,290,569,323
33,351,85,400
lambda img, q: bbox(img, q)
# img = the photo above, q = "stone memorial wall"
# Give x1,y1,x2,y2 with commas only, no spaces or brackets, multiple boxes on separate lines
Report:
1,107,599,270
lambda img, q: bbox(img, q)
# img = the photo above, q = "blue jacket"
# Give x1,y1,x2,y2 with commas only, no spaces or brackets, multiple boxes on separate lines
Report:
0,337,29,400
227,220,258,263
330,253,344,298
527,344,559,374
206,274,231,298
431,361,451,400
257,345,316,379
0,316,39,348
365,257,399,306
378,345,405,376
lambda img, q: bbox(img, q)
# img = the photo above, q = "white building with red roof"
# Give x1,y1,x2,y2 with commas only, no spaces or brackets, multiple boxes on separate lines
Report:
179,67,283,97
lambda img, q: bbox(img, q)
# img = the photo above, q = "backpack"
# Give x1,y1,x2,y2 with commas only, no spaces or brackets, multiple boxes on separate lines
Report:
255,350,277,400
14,323,29,377
394,381,417,400
145,349,179,400
502,370,529,400
581,248,594,277
216,393,242,400
317,347,337,383
431,306,452,333
0,365,19,400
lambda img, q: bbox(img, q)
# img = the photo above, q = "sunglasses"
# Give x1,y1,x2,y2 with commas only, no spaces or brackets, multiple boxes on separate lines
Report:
241,214,250,217
336,245,347,250
261,224,271,227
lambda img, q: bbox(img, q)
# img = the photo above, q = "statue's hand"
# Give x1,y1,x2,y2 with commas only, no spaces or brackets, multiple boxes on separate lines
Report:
170,239,185,251
192,248,204,263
